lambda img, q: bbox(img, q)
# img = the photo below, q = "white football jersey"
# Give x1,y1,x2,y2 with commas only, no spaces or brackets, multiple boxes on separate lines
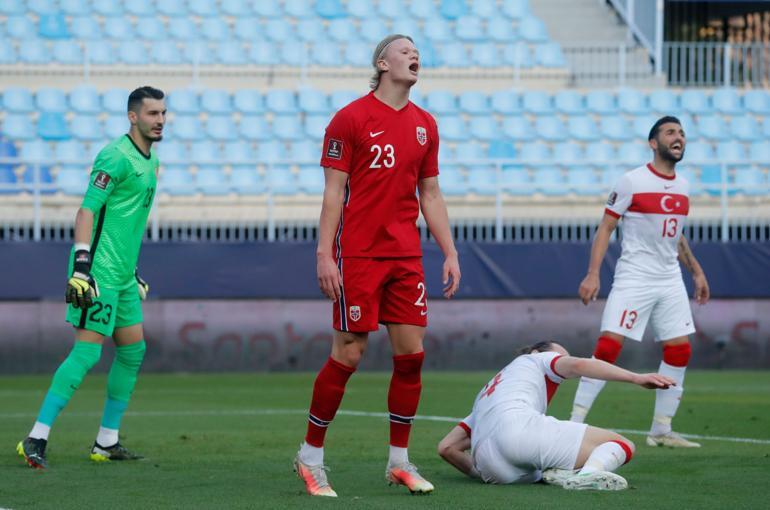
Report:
461,352,564,449
606,163,690,284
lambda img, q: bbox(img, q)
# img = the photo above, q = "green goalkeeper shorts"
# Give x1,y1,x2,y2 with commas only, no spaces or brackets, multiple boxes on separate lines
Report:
65,285,143,336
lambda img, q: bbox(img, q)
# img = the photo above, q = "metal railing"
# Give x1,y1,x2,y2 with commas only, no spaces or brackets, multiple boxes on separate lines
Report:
562,43,655,86
663,42,770,88
607,0,663,75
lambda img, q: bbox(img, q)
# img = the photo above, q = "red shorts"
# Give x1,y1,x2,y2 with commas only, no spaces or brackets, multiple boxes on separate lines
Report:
333,257,428,332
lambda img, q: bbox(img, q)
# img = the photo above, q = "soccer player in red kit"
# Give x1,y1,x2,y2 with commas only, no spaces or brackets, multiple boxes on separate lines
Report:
293,34,461,497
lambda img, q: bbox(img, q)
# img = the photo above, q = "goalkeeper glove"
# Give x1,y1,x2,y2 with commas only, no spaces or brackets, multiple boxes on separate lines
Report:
135,269,149,300
65,249,100,309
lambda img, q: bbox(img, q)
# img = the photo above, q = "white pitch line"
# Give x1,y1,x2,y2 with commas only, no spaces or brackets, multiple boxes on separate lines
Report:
2,408,769,445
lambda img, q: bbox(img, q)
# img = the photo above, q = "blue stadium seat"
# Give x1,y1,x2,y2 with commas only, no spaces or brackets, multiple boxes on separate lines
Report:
156,140,188,163
502,0,530,19
734,166,766,195
455,141,484,161
0,39,16,64
312,42,341,66
519,16,548,42
533,167,564,195
330,91,360,110
437,142,454,162
390,19,423,41
72,115,102,141
470,118,499,141
201,18,230,41
19,40,50,64
84,40,115,64
685,142,715,162
586,91,617,114
6,15,34,38
265,19,293,42
266,90,298,114
488,17,517,42
52,40,81,64
680,90,712,114
305,115,329,140
296,19,326,42
648,89,679,114
417,41,440,68
53,140,88,165
266,165,296,195
764,117,770,138
230,167,265,194
152,40,184,65
535,116,567,141
471,43,501,68
38,112,70,140
616,142,649,164
29,0,55,15
234,90,264,114
290,140,319,163
344,43,370,66
190,140,222,163
173,116,205,141
471,0,498,18
201,90,232,115
439,166,467,195
358,18,388,43
102,89,128,114
617,88,648,114
491,90,521,114
601,167,625,188
249,41,280,66
378,0,407,18
553,90,584,114
585,142,616,164
104,115,127,139
438,116,467,141
253,0,282,17
224,140,256,165
183,42,214,65
502,117,534,141
426,91,458,115
697,115,723,141
0,0,25,14
503,43,534,69
217,42,248,65
749,141,770,162
281,41,309,67
743,90,770,114
239,116,272,141
410,0,439,18
500,167,530,195
488,139,516,159
189,0,217,16
272,115,304,141
206,116,237,141
522,91,552,114
2,115,35,140
599,115,634,142
716,141,746,162
440,0,469,19
567,166,600,195
169,18,198,40
328,19,358,43
676,113,699,141
567,116,599,142
234,18,261,40
39,13,70,39
195,166,230,196
699,165,728,196
347,0,374,18
3,88,34,113
157,0,187,16
730,117,760,142
519,142,550,163
55,166,88,195
119,42,150,65
168,90,199,114
298,165,324,194
459,91,490,115
298,89,329,114
125,0,155,15
37,89,68,113
468,166,497,196
93,0,122,15
553,141,583,163
632,115,658,139
136,18,165,41
712,88,741,114
456,16,485,42
535,43,566,67
424,18,453,43
160,165,194,196
20,139,52,162
316,0,346,19
104,17,134,40
285,0,315,18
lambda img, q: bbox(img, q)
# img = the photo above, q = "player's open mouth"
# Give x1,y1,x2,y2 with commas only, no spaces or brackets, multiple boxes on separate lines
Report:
409,63,419,74
671,142,682,151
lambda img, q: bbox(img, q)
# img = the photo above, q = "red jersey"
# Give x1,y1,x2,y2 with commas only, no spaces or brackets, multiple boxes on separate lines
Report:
320,91,440,258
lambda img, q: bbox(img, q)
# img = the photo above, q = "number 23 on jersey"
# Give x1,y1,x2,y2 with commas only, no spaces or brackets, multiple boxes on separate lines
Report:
369,144,395,169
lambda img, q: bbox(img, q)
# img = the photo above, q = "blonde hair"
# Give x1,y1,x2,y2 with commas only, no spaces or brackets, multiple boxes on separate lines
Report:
369,34,414,90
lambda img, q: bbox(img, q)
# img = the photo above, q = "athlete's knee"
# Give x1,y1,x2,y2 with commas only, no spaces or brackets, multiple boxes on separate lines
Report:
611,437,635,464
332,332,367,367
662,341,691,367
116,340,147,369
593,335,623,364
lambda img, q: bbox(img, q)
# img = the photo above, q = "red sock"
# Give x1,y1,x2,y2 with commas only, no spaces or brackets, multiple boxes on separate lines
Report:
305,357,355,447
388,351,424,448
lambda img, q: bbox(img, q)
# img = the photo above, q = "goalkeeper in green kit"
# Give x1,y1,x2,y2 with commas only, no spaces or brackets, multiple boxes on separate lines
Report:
17,87,166,469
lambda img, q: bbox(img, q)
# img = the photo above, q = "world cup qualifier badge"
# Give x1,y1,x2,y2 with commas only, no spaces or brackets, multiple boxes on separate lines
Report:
326,138,343,160
416,126,427,146
349,305,361,322
93,171,111,190
607,191,618,206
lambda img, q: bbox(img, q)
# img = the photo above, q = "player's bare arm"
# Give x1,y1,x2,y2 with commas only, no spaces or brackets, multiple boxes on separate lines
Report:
316,167,349,301
437,425,478,478
555,356,675,389
677,236,710,305
579,213,619,305
73,207,94,245
418,176,461,298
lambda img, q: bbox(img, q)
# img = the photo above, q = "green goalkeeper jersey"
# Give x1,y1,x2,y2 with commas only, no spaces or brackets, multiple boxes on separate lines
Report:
75,135,158,290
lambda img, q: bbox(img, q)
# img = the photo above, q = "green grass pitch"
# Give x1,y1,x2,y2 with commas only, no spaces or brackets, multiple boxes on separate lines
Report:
1,371,768,509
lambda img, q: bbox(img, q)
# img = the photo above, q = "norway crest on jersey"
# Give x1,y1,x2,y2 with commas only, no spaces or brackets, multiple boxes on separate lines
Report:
416,126,427,146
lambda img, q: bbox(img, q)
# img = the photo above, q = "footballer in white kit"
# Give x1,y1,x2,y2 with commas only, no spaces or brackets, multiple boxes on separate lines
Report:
437,341,675,491
571,116,710,448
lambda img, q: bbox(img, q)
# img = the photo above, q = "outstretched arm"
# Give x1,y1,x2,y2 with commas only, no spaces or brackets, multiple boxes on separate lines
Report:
579,213,618,305
437,425,479,479
677,235,710,305
554,356,675,389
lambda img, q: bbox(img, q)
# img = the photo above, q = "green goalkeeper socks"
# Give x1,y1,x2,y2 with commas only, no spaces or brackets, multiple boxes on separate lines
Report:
37,341,103,426
101,340,146,429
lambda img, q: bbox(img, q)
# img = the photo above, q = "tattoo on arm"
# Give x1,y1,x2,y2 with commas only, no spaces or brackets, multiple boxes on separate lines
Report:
677,236,698,274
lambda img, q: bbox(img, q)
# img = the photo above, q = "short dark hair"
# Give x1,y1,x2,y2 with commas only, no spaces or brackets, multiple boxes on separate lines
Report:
517,341,555,356
648,115,681,141
127,86,165,112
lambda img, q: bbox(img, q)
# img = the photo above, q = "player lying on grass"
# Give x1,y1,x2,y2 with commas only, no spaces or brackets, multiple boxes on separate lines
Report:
437,341,674,490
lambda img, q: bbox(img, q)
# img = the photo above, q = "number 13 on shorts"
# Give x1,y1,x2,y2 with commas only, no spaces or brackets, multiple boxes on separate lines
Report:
414,281,427,316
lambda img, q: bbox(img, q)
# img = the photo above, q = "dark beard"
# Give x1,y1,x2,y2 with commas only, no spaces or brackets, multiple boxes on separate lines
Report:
658,145,683,163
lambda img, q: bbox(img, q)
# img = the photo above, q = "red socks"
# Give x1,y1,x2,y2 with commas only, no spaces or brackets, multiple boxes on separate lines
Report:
305,357,355,448
663,342,691,367
593,335,623,363
388,352,425,448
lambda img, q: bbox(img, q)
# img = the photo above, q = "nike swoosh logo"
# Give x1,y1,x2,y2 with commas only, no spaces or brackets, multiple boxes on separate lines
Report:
420,309,428,316
370,130,384,138
664,185,674,189
135,172,144,177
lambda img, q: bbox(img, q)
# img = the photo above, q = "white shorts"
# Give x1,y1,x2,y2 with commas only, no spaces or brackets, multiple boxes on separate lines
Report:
472,411,587,485
600,280,696,342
